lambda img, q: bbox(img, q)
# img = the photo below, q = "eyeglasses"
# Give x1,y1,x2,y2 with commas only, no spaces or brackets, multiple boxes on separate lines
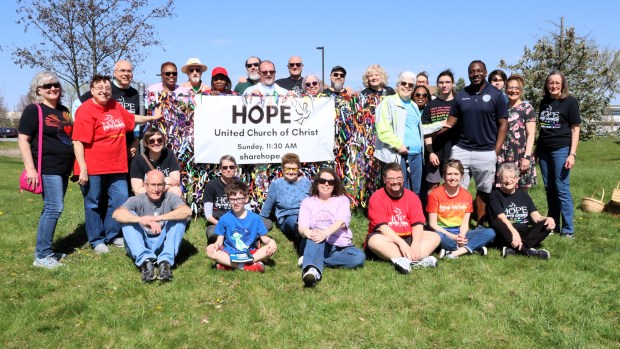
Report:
228,197,246,203
501,175,517,181
260,70,275,76
332,72,345,78
39,82,61,90
284,167,299,173
147,137,163,145
506,86,520,91
414,93,429,98
213,75,227,81
115,69,133,74
288,63,303,67
305,81,319,87
399,81,414,89
221,165,236,171
385,176,404,182
491,78,504,82
163,71,178,77
246,62,260,68
188,67,202,73
146,183,166,189
317,178,336,186
93,86,112,92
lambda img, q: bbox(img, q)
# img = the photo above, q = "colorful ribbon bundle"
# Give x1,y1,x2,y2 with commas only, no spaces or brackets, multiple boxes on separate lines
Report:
146,92,382,215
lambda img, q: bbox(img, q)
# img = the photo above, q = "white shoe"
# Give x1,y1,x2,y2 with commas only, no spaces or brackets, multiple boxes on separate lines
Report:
438,249,446,259
411,256,438,268
94,244,110,254
297,256,304,268
112,237,124,248
391,257,411,274
33,255,64,269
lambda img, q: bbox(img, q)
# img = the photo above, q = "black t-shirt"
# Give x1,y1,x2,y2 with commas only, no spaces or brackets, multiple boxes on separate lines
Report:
275,76,303,96
450,83,508,151
203,177,230,220
422,97,460,161
18,103,75,175
322,88,347,97
488,189,537,233
361,86,396,97
537,95,581,151
129,149,180,179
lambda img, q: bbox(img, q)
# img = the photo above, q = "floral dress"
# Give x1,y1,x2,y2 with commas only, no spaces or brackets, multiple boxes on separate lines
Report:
497,101,537,188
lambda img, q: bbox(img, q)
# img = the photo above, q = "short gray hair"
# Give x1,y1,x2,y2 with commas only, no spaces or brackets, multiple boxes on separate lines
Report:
396,71,416,85
497,163,519,179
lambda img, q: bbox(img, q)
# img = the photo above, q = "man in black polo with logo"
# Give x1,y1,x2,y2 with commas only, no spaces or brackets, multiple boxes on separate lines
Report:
444,60,508,226
275,56,304,96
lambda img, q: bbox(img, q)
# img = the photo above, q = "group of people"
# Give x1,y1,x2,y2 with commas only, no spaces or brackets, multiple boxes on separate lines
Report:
18,55,581,287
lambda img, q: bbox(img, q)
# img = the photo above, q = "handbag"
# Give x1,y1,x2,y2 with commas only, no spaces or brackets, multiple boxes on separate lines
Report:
19,104,44,194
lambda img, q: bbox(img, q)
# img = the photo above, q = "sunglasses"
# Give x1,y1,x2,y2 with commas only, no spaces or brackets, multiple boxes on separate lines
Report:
163,71,178,77
317,178,336,186
148,137,163,145
288,63,303,67
39,82,61,90
399,81,414,88
188,68,202,73
221,165,236,170
305,81,319,87
284,167,299,173
332,72,345,78
246,62,260,68
261,70,275,76
414,93,429,98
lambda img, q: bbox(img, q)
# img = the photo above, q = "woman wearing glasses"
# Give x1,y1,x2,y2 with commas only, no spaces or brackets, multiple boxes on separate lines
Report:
298,167,365,287
203,155,244,243
259,153,311,255
374,71,443,195
18,71,74,269
129,127,181,197
302,74,324,97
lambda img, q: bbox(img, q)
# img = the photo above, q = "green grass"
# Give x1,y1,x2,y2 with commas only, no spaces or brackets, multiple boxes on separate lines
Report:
1,139,619,348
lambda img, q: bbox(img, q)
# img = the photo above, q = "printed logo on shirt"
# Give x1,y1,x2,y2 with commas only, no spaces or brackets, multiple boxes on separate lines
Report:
310,210,336,230
438,203,469,212
482,94,491,102
505,202,529,224
214,196,230,212
388,207,409,229
101,114,126,132
116,96,136,114
45,112,73,145
539,105,561,129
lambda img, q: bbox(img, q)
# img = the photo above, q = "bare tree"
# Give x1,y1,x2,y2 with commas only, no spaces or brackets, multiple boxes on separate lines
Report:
10,0,175,95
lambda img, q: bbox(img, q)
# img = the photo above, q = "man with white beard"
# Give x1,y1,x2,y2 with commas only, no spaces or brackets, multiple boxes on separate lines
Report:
234,56,262,94
323,66,349,97
179,58,209,94
243,60,293,96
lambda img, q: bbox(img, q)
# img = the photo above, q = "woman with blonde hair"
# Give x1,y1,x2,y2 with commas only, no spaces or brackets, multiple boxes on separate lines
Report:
361,64,395,97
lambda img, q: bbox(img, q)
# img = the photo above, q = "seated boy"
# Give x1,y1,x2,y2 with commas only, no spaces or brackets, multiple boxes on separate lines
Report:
206,181,277,272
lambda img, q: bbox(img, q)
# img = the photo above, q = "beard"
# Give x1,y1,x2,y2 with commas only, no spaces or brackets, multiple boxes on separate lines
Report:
249,72,260,80
332,81,344,91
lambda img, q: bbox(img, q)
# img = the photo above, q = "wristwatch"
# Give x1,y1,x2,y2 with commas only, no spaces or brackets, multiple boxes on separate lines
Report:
569,153,577,157
523,155,531,160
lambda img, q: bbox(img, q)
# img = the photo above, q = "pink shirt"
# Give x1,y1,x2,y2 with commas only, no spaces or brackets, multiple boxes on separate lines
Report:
298,195,353,247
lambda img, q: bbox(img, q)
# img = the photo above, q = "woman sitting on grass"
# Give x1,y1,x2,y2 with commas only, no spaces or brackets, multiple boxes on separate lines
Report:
298,167,366,287
488,163,555,259
426,160,496,260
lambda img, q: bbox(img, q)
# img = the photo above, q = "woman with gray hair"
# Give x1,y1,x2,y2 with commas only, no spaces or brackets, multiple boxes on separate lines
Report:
302,74,324,97
18,71,74,269
361,64,395,97
487,163,555,259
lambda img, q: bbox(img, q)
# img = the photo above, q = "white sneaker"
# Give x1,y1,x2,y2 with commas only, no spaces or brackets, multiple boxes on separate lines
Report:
112,237,124,248
33,255,64,269
94,244,110,254
391,257,411,274
411,256,438,269
297,256,304,268
438,249,446,259
476,246,488,256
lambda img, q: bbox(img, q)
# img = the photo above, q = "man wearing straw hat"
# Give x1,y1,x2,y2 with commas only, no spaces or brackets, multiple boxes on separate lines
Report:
180,57,209,94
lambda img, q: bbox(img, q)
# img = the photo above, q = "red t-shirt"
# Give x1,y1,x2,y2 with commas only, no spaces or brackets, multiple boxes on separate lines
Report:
367,188,426,237
426,186,473,228
72,99,135,175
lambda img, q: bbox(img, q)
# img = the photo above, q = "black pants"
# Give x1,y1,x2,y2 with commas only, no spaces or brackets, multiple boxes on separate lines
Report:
490,219,550,254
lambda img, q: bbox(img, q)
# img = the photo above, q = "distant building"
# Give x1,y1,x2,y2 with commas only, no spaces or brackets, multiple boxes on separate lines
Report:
599,105,620,134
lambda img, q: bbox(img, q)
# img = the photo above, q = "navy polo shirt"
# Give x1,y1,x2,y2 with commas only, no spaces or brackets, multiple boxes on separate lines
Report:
450,83,508,151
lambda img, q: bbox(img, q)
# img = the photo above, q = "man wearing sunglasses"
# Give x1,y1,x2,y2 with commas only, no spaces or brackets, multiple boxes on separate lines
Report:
113,170,191,283
275,56,305,96
323,66,353,97
242,60,293,97
233,56,262,94
179,57,209,94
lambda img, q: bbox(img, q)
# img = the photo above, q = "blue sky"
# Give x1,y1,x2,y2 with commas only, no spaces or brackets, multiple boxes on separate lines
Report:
1,0,619,109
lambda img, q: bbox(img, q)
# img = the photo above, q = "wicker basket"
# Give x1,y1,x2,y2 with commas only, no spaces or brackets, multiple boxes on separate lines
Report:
611,181,620,206
581,189,605,213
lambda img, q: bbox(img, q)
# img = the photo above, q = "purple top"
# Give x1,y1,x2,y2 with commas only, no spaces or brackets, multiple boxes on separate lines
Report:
298,195,353,247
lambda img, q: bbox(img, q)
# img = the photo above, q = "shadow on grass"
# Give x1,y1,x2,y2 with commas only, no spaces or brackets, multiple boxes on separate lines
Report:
53,223,88,255
175,238,199,267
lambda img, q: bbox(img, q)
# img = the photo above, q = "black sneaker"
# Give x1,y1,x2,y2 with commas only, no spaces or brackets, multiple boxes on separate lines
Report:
501,247,516,258
302,267,320,287
158,261,173,282
141,259,156,283
529,248,550,260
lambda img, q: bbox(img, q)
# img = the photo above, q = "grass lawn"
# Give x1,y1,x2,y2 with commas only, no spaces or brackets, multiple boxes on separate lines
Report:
1,138,619,348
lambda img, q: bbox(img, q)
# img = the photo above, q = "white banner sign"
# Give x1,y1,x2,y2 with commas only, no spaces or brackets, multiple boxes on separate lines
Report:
194,96,335,164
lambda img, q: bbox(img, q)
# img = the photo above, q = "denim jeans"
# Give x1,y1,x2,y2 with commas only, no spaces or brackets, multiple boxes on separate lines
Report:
436,227,496,253
123,219,186,266
538,146,574,234
301,239,365,275
400,152,423,195
35,174,68,259
81,174,128,247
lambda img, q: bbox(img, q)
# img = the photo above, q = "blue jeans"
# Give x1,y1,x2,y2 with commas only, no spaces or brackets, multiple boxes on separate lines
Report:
401,152,423,195
81,174,128,247
123,219,186,266
35,174,68,259
436,227,496,253
538,147,574,235
302,239,365,275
